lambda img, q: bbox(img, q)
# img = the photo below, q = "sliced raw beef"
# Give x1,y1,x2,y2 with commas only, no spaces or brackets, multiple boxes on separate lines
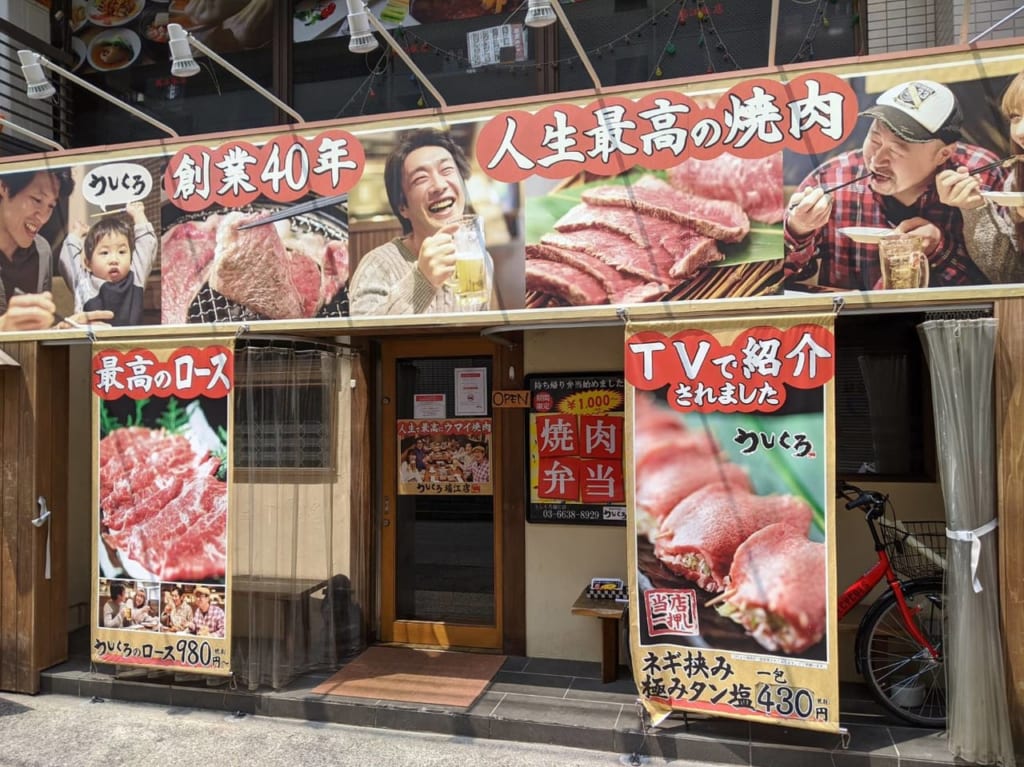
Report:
582,176,750,243
99,426,227,581
636,449,751,527
716,523,826,653
654,483,813,592
538,230,663,284
667,153,784,224
525,259,610,305
210,213,305,319
321,239,350,302
161,218,219,325
526,243,664,303
554,203,725,278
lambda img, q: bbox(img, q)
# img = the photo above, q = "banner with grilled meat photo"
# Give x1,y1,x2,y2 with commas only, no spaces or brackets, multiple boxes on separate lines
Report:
161,130,359,325
91,341,233,675
624,314,839,732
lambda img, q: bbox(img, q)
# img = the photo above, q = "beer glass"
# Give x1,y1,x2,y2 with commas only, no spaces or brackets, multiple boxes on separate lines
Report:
123,606,132,622
878,233,929,290
451,214,489,311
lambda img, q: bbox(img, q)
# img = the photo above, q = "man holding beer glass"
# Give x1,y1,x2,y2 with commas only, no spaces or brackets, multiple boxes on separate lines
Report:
348,128,494,316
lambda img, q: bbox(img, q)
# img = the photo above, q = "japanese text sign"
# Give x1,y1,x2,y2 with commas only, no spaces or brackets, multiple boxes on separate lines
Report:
164,129,364,211
92,345,234,400
478,73,857,181
528,373,627,525
625,324,835,413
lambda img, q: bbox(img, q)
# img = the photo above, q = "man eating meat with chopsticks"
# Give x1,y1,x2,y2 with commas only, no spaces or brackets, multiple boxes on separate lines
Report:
784,79,1005,291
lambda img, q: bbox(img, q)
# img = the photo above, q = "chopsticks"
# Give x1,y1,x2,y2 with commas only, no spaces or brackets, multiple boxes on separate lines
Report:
821,170,874,194
12,287,87,329
236,192,349,231
968,154,1024,176
787,171,874,210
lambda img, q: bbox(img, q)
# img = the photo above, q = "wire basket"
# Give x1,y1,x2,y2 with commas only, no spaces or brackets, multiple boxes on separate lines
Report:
879,518,947,579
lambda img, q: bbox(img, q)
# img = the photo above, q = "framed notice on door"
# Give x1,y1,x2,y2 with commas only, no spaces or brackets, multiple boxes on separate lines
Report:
527,373,626,525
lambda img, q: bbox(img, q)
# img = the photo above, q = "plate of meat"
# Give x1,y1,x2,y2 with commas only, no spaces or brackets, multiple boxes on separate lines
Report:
633,394,827,660
524,159,785,308
160,199,350,325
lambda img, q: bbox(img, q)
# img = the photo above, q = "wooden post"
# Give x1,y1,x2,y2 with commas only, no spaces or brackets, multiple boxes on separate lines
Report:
994,298,1024,750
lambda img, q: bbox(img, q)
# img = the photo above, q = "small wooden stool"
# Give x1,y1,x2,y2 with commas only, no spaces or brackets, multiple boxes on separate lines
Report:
571,587,626,683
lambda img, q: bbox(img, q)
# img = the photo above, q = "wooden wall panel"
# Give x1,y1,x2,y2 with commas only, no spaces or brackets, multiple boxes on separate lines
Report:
994,298,1024,749
0,343,69,694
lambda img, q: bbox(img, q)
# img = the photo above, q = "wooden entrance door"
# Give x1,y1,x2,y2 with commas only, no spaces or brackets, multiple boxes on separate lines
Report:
380,337,503,649
0,343,69,693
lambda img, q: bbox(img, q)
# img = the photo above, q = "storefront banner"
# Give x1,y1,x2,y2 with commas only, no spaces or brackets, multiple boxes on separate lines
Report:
526,372,626,525
397,417,493,495
625,315,838,732
3,44,1024,335
91,340,234,675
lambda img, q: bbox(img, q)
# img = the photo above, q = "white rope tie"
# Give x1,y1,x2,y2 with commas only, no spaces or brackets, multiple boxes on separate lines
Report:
946,518,998,593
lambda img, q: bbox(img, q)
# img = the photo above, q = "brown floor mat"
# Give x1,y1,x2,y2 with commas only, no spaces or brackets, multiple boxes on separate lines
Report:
312,646,507,708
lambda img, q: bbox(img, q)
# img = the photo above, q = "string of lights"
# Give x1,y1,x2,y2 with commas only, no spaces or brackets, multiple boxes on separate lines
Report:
789,0,828,63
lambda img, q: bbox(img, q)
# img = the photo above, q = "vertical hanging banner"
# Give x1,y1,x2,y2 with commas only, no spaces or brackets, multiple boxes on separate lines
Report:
625,315,838,732
91,341,234,675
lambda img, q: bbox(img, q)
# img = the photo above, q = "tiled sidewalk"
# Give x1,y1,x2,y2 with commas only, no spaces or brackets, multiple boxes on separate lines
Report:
39,650,956,767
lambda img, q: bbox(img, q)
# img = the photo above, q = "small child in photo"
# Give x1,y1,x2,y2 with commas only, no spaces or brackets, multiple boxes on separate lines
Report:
58,200,157,326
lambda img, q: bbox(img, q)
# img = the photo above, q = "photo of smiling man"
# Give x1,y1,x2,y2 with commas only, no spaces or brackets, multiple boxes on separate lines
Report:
783,79,1006,291
348,128,499,317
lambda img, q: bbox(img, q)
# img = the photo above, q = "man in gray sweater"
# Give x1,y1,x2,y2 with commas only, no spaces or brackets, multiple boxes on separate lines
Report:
348,129,492,316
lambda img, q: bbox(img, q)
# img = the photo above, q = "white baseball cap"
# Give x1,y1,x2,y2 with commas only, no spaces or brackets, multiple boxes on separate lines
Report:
859,80,963,143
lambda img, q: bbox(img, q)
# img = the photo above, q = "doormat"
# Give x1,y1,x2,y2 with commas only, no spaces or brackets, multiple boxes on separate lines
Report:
312,646,507,708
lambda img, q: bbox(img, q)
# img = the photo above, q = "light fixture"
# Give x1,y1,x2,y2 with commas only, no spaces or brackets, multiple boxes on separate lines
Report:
18,50,178,138
524,0,557,27
345,0,448,110
0,115,63,152
167,23,306,124
523,0,602,93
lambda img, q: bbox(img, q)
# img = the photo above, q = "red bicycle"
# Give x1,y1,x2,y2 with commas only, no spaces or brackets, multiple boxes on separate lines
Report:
837,480,947,727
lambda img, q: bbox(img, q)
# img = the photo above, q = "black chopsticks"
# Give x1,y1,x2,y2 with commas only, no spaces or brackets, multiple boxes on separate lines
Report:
821,170,874,194
787,171,874,210
236,192,349,231
968,155,1024,176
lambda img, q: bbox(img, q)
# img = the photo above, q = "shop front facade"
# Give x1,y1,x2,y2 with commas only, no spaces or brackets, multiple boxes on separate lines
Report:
0,12,1022,762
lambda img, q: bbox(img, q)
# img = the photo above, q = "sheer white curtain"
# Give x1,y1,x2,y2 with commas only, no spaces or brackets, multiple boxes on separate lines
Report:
918,318,1016,767
232,341,364,690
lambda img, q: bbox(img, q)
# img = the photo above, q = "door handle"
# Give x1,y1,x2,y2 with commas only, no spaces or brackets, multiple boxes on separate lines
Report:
31,496,52,580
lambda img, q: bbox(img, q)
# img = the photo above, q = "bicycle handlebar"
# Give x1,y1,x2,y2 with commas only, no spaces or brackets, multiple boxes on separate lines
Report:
837,480,887,516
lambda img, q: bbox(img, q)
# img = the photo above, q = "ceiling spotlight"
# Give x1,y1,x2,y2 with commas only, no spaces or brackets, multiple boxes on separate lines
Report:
347,0,379,54
525,0,557,28
18,49,178,137
167,23,305,123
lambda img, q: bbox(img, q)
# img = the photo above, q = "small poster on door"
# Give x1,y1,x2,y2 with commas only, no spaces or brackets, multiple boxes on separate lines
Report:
455,367,488,416
413,393,447,419
397,418,493,496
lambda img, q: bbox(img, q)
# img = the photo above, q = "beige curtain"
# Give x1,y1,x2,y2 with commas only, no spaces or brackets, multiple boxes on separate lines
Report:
918,318,1015,767
232,340,364,690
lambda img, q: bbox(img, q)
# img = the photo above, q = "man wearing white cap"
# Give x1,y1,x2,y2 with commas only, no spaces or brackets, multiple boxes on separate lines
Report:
784,79,1006,290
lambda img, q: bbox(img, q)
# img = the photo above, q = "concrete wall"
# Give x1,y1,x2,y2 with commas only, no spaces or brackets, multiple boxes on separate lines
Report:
865,0,1024,52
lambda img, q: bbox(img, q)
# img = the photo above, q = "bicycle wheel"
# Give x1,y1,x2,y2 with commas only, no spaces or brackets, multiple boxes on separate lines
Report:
855,577,946,728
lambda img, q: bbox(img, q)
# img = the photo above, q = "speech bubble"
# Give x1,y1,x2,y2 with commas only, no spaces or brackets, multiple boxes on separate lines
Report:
82,162,153,208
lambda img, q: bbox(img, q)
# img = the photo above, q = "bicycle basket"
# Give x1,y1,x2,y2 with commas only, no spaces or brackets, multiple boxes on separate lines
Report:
878,519,947,579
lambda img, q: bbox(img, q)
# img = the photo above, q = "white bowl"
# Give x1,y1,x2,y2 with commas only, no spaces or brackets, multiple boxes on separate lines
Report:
88,28,141,71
